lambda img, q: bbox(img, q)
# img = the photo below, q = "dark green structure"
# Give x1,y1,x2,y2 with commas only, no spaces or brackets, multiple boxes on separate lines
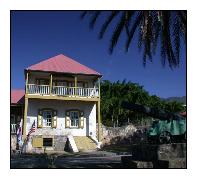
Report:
121,102,186,143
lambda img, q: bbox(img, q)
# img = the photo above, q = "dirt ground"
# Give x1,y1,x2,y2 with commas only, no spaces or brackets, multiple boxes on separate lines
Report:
11,151,123,169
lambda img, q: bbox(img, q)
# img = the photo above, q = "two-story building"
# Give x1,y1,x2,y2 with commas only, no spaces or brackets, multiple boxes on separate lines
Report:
11,54,102,152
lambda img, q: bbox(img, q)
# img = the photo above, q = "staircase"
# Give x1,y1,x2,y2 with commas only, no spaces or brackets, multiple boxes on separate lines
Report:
73,136,97,152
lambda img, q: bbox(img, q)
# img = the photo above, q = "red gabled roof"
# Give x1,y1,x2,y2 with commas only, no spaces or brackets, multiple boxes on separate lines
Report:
26,54,101,76
11,89,25,105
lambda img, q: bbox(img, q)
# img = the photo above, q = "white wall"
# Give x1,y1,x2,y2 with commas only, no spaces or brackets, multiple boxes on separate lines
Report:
26,99,97,137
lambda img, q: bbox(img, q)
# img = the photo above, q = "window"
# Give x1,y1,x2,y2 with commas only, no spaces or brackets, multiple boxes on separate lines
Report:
36,79,49,85
56,81,67,86
43,138,53,147
43,110,52,127
77,82,83,87
70,111,79,127
68,82,74,87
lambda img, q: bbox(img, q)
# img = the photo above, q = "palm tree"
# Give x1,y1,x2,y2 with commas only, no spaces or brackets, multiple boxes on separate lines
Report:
81,11,186,68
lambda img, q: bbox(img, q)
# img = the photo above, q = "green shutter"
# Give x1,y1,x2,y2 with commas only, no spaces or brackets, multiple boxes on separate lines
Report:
65,111,70,128
52,110,57,128
79,111,84,129
37,109,43,128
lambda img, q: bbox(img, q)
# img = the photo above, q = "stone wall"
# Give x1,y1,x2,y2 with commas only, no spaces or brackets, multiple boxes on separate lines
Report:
121,143,186,168
99,124,137,146
54,135,68,151
24,135,69,152
99,124,157,146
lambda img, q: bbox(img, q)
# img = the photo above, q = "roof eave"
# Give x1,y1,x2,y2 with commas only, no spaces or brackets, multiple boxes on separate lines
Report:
25,69,102,78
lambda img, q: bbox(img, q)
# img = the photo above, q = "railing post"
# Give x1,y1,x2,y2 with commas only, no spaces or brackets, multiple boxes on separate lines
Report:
50,74,53,95
25,71,29,94
74,75,77,96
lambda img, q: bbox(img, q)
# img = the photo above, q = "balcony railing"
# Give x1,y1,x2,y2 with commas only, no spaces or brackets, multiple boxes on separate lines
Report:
11,124,17,134
27,84,99,97
27,84,50,95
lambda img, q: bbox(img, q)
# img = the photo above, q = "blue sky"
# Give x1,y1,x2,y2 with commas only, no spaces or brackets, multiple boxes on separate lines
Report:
11,11,186,98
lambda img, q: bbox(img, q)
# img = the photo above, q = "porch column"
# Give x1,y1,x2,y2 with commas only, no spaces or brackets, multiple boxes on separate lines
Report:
74,75,77,96
23,97,28,139
50,74,53,95
25,71,29,94
98,77,101,98
97,100,101,142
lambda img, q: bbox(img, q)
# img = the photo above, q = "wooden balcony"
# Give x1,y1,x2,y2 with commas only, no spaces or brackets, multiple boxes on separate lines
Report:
52,86,99,97
26,84,99,101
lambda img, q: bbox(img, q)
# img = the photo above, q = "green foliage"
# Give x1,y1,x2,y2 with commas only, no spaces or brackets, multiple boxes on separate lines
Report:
100,80,184,126
164,101,185,113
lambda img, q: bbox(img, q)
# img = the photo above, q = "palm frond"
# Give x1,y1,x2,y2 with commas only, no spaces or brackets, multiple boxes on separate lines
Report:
173,12,181,65
143,11,153,63
178,11,187,44
138,28,143,51
124,11,135,37
99,11,119,39
81,10,186,68
178,11,186,32
89,11,101,29
160,11,176,67
80,11,88,19
125,11,143,52
109,11,127,54
152,11,161,55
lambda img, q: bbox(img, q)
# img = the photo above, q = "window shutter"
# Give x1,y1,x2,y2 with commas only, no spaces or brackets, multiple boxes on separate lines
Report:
52,110,57,128
65,111,70,128
79,111,84,129
37,109,43,128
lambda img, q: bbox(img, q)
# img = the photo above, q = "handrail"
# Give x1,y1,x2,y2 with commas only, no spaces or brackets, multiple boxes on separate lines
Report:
28,84,50,86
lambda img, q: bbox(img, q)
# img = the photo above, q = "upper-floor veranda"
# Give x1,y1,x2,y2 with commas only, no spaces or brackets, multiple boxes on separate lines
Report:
25,70,101,101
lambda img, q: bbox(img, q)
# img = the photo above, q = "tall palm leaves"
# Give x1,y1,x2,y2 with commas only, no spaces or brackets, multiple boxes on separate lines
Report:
81,10,186,68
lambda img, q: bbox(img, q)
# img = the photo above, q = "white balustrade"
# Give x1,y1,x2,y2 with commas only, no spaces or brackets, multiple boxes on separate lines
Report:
27,84,50,95
52,86,75,96
27,84,99,97
11,124,17,134
53,86,99,97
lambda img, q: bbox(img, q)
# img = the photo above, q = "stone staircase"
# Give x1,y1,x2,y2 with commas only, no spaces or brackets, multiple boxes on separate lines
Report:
73,136,97,152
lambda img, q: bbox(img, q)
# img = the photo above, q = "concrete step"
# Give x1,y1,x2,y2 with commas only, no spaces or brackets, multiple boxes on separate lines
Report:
74,136,97,152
